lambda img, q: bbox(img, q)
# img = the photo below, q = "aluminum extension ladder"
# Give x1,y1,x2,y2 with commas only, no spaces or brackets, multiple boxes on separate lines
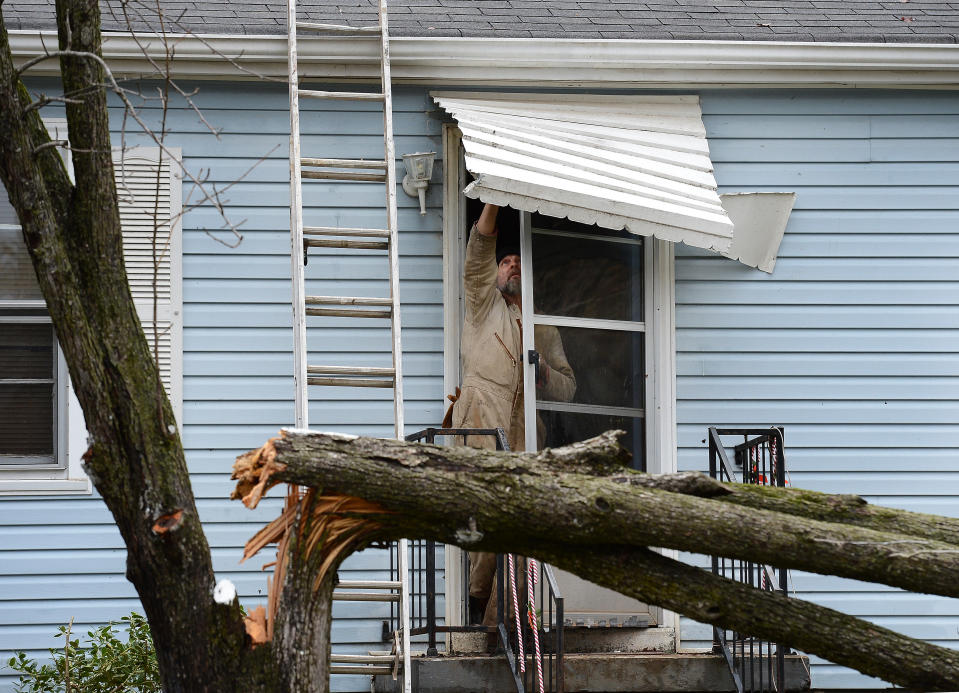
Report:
286,0,411,689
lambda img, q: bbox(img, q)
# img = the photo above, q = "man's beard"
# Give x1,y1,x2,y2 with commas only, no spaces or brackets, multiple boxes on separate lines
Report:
498,276,521,297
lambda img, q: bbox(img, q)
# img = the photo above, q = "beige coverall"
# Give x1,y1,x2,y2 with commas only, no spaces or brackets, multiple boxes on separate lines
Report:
452,227,576,625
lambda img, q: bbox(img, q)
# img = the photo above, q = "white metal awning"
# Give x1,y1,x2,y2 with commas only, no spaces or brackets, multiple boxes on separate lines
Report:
432,91,734,254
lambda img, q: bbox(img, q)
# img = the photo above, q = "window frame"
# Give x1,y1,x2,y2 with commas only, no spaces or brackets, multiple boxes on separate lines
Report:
0,275,88,495
0,132,182,495
519,216,649,456
0,118,89,494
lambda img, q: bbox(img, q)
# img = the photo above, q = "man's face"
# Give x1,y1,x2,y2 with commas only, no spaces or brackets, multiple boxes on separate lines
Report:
496,253,521,297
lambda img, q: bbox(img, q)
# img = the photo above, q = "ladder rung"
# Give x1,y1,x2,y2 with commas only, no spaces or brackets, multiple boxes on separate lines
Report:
302,158,387,170
306,307,391,318
308,366,395,376
331,666,395,675
306,296,393,307
333,592,401,602
304,226,390,238
331,654,396,664
299,89,385,102
297,21,382,34
338,580,402,589
303,171,387,182
308,376,394,388
305,238,388,250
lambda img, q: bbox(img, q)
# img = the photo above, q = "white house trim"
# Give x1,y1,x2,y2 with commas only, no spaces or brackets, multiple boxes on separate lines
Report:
9,31,959,88
441,123,467,632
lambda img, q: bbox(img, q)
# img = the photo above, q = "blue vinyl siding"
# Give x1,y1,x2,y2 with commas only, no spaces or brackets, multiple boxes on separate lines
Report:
4,80,958,693
676,89,959,689
0,82,445,693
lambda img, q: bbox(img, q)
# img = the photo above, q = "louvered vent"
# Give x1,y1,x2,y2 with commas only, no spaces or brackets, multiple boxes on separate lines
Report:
114,150,181,415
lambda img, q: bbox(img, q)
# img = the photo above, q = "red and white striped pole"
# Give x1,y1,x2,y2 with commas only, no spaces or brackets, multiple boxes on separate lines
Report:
527,559,544,693
508,553,525,671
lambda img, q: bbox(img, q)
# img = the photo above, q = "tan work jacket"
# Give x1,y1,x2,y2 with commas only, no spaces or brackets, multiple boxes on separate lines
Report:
452,229,576,452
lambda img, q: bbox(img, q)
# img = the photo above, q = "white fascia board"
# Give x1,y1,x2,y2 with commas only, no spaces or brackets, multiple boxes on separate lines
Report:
9,31,959,88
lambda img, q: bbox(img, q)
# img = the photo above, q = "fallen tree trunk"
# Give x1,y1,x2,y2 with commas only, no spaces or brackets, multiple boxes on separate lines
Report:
236,430,959,600
234,429,959,691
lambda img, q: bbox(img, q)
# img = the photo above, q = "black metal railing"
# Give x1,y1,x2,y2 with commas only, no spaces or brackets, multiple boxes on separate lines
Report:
708,427,789,693
384,427,563,692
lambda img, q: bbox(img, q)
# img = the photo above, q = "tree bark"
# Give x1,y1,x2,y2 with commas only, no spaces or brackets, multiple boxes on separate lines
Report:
241,430,959,601
272,491,337,691
234,429,959,691
0,5,265,691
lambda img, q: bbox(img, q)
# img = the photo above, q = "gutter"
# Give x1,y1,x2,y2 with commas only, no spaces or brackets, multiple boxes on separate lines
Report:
9,31,959,88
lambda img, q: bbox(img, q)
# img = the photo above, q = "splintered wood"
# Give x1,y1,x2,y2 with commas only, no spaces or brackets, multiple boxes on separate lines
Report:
244,605,268,646
232,432,392,642
230,435,286,508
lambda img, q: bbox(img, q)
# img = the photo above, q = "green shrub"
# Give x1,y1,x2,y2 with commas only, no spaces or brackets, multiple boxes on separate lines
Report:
7,612,161,693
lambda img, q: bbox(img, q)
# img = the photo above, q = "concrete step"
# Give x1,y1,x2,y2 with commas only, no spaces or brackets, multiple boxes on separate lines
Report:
450,626,676,655
374,652,810,693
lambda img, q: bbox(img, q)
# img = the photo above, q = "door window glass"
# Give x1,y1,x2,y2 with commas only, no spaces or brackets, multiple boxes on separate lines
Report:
526,214,646,470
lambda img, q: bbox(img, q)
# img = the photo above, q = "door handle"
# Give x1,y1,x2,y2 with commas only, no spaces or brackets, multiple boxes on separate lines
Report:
528,349,540,385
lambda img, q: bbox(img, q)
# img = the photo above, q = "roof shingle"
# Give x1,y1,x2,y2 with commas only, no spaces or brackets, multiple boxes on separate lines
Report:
3,0,958,42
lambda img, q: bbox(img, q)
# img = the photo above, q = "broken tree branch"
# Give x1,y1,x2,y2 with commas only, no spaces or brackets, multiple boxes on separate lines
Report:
234,430,959,601
233,429,959,691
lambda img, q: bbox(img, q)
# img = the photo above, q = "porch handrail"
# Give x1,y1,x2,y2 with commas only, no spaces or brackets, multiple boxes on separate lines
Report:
708,427,789,693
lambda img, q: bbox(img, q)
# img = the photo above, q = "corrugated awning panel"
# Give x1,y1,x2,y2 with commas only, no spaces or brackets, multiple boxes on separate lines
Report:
432,92,734,253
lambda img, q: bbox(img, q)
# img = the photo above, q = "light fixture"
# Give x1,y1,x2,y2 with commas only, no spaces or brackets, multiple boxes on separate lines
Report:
401,151,436,216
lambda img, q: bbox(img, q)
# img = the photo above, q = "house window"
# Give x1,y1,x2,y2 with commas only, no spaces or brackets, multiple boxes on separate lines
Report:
0,143,182,495
0,225,66,470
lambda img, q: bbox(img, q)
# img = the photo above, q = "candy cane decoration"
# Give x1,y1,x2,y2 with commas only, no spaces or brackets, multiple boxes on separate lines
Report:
508,553,525,672
527,559,544,693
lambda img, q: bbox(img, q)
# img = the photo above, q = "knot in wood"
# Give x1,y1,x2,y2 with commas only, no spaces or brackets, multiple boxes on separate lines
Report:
455,516,484,545
151,508,184,534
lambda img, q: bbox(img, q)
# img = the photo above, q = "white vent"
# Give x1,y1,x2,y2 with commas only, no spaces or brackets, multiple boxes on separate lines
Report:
114,148,183,422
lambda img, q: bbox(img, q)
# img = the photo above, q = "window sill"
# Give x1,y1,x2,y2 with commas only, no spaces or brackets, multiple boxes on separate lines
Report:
0,478,92,495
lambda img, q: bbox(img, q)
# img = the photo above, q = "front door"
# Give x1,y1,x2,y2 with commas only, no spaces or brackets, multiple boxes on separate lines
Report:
519,211,654,627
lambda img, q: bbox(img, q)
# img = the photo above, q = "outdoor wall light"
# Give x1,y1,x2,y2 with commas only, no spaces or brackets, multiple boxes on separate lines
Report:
401,151,436,216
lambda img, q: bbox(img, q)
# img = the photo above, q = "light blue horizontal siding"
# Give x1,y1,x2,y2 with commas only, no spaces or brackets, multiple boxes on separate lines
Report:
6,80,957,693
0,83,444,693
676,89,959,689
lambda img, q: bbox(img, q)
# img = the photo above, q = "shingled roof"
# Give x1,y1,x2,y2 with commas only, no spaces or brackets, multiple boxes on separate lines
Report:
4,0,959,43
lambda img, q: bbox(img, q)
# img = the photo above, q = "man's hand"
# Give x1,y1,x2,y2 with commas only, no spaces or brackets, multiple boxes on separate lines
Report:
476,203,499,236
536,357,550,388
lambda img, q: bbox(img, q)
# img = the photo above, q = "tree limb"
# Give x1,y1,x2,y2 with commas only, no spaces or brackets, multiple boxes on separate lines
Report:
233,429,959,691
547,545,959,691
234,430,959,601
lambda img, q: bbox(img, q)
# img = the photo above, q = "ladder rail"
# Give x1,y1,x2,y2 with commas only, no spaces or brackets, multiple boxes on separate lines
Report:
287,0,308,430
378,3,411,690
380,0,404,440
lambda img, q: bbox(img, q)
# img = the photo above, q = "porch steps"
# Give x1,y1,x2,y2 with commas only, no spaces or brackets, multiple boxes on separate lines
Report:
373,652,811,693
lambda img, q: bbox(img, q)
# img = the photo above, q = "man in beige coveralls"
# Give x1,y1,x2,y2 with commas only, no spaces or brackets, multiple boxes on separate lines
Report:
450,203,576,628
